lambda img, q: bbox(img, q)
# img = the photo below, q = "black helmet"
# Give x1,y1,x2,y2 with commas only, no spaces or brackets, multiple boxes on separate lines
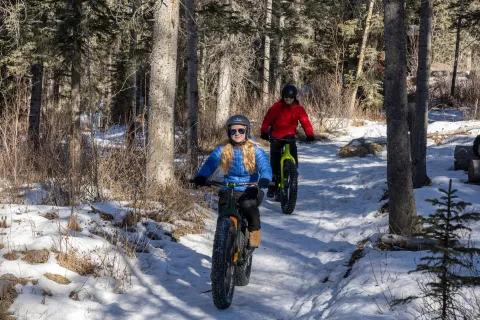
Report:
225,114,250,137
281,84,298,98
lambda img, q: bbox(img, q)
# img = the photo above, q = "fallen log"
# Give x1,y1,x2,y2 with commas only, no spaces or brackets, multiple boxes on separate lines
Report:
454,145,480,171
380,234,439,251
428,126,480,139
468,159,480,183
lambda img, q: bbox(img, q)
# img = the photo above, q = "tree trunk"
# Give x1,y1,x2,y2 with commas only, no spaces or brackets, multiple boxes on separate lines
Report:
69,0,83,206
412,0,433,188
450,0,463,96
216,47,231,129
215,0,233,129
146,0,179,188
348,0,375,116
29,63,43,149
126,0,140,148
71,46,81,129
383,0,417,236
262,0,273,105
275,2,285,97
185,0,199,175
291,0,302,85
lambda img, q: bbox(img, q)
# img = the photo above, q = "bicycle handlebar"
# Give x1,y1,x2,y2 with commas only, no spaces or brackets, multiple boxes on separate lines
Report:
269,137,301,142
188,179,258,188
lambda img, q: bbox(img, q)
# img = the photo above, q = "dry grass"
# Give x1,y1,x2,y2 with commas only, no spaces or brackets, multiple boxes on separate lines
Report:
21,249,49,264
0,217,6,228
338,138,384,158
67,215,83,232
118,211,141,228
2,251,18,261
44,273,70,285
0,274,38,320
56,249,97,276
43,212,58,220
0,243,4,250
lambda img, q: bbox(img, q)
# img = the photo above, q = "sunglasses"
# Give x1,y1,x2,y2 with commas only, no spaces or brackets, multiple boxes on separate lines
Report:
229,128,246,135
284,96,295,99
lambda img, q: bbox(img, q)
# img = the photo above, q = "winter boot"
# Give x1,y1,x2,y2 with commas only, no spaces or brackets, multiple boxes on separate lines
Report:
249,229,261,248
267,184,276,198
274,189,281,202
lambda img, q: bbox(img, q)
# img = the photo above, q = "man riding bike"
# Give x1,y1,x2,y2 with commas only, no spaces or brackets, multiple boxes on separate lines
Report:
260,84,315,199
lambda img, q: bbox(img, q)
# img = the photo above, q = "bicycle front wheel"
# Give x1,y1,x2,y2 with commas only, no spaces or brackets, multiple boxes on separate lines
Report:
235,229,253,286
280,159,298,214
211,217,237,309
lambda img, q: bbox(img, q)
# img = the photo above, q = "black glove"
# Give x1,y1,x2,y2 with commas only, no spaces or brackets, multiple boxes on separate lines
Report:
258,178,271,189
306,135,315,142
193,176,207,187
260,132,270,141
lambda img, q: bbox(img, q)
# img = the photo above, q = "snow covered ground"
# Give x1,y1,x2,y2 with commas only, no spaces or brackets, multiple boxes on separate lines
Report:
1,108,480,319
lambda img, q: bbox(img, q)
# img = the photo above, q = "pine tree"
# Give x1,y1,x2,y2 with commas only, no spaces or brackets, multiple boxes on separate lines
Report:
411,180,480,319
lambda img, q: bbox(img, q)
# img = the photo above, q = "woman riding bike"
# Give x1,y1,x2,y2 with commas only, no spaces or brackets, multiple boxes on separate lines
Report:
194,115,272,248
260,84,315,198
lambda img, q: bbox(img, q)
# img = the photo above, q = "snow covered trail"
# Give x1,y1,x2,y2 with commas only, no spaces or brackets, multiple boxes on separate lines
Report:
6,116,480,319
128,140,390,320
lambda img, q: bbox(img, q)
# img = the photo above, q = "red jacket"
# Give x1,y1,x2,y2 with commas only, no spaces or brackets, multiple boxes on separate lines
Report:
261,100,314,138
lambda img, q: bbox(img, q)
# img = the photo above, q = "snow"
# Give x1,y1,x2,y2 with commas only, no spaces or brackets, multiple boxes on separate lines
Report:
1,109,480,319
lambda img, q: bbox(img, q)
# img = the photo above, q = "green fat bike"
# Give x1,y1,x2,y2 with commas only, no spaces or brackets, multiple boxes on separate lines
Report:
191,180,259,309
271,137,299,215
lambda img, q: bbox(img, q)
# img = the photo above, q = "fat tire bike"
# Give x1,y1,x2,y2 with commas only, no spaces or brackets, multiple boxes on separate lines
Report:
191,180,259,309
270,137,299,215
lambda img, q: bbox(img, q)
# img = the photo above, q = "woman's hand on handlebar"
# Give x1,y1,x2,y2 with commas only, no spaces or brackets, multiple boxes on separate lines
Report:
258,178,270,189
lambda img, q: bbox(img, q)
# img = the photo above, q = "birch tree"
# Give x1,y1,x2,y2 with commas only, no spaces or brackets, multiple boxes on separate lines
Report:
412,0,433,188
275,0,286,97
215,0,233,129
383,0,417,235
146,0,179,188
262,0,273,104
348,0,375,116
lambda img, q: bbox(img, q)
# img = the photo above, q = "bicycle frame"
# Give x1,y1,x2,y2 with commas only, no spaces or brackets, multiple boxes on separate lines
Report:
278,143,296,190
217,187,243,263
212,181,256,263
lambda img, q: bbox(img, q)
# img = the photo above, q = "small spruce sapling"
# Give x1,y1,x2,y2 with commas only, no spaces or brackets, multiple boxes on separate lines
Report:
409,180,480,319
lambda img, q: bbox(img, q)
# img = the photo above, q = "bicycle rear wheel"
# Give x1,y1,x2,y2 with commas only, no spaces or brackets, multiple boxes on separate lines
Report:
211,217,237,309
280,159,298,214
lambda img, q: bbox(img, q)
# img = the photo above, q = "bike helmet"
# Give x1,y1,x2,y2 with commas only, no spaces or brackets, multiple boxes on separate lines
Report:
225,114,251,138
281,84,298,99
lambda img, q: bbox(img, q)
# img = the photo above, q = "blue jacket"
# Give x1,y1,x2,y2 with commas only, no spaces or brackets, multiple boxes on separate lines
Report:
197,145,272,191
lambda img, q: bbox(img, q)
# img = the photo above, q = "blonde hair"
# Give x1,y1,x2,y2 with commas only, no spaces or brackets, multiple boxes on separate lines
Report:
220,140,257,174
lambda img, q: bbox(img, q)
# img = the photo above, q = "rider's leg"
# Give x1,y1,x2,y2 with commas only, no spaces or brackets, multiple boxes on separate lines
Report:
217,189,230,214
268,140,284,197
238,188,264,247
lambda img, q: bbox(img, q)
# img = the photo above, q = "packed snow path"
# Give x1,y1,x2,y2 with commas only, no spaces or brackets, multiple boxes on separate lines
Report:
138,140,388,320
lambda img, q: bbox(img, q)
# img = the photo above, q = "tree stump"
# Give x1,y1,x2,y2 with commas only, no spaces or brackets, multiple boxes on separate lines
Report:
468,159,480,183
454,145,480,171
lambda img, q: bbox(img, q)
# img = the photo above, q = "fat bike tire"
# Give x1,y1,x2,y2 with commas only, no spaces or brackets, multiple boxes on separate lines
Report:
211,218,237,309
280,159,298,214
235,230,253,286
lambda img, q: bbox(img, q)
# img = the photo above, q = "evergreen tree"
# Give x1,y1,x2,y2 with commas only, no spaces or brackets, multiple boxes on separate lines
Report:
411,180,480,319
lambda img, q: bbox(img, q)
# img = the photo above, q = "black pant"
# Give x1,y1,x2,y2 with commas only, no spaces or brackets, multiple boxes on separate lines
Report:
218,187,264,231
270,135,298,183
